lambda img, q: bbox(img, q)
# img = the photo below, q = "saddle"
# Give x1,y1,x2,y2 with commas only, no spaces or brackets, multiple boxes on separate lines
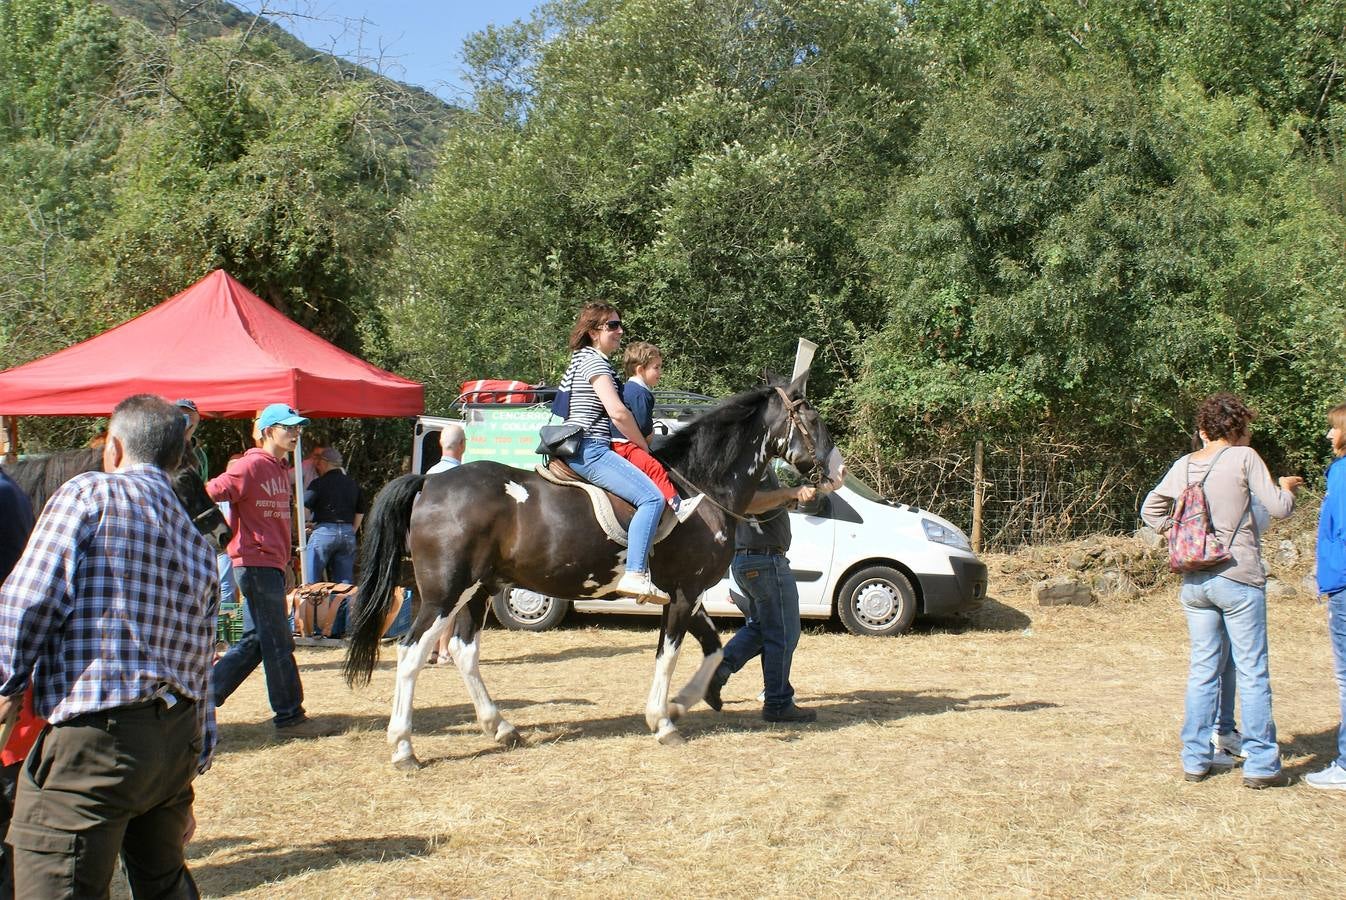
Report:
535,460,678,548
288,582,357,638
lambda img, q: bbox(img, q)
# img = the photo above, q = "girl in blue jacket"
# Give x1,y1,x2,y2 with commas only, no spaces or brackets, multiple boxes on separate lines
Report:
1307,403,1346,790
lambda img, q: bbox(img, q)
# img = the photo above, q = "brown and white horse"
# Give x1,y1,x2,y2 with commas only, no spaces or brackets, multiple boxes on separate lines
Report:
344,375,843,769
4,448,231,551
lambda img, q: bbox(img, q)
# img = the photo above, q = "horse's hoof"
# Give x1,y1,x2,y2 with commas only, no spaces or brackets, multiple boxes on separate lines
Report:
496,726,527,748
655,725,685,746
392,754,423,772
666,701,687,722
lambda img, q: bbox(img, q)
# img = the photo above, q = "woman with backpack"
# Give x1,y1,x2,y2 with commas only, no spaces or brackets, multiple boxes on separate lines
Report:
1142,393,1302,788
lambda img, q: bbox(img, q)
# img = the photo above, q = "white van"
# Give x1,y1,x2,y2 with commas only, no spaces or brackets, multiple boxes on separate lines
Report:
411,405,987,636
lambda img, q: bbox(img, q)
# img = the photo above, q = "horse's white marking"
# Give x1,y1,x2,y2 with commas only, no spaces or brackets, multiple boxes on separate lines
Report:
673,647,724,711
645,632,683,733
387,611,456,766
714,529,727,545
504,482,529,503
449,630,517,744
582,578,600,589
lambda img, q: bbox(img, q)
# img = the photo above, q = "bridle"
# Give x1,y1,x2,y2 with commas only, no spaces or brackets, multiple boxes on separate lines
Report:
773,386,825,486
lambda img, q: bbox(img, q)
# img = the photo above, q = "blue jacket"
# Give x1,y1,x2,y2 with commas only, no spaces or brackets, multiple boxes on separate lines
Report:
1317,456,1346,594
621,379,655,438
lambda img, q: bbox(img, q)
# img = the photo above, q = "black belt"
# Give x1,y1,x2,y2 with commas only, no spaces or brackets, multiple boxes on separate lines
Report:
735,547,785,556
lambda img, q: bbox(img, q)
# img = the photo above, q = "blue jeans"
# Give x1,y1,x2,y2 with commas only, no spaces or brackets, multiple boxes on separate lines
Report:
1179,574,1280,777
720,552,801,712
217,553,237,607
212,566,305,727
565,437,664,572
304,523,356,584
1327,589,1346,769
1216,627,1237,736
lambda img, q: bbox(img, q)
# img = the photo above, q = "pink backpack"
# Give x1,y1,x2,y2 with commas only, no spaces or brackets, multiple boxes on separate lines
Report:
1167,448,1248,573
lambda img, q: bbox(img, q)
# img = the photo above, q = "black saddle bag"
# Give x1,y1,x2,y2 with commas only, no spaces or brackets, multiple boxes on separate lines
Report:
536,423,584,459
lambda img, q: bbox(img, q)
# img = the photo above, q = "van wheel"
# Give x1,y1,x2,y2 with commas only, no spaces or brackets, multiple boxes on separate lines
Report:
491,585,568,631
836,566,917,636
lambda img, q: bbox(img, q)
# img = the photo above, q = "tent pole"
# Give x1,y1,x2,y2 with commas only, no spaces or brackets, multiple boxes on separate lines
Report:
295,432,309,584
1,416,16,463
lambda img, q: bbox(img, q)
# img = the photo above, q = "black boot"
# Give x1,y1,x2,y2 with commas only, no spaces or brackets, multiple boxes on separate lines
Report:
704,666,729,712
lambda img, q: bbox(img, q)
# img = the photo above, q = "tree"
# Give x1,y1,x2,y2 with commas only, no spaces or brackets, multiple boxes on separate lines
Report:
386,0,922,412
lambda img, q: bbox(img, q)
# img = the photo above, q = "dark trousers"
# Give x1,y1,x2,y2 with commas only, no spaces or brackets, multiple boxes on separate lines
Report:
212,566,305,726
6,699,201,899
722,551,802,712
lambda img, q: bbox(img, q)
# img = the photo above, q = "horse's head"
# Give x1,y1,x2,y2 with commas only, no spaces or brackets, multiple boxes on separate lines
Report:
171,467,232,552
765,373,846,486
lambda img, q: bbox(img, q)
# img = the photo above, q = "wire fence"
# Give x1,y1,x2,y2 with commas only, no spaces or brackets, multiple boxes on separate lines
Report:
868,443,1148,552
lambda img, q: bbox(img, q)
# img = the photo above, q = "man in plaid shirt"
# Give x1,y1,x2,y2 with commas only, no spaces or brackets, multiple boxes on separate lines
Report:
0,395,218,898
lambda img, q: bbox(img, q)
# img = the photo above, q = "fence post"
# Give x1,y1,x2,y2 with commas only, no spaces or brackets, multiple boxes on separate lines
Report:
971,439,984,553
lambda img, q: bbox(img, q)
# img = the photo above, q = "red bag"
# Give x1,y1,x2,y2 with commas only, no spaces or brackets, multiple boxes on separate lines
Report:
458,380,540,404
1167,448,1248,573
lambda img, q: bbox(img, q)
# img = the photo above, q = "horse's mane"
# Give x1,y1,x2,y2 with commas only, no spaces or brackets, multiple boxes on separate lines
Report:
655,384,774,485
2,448,103,511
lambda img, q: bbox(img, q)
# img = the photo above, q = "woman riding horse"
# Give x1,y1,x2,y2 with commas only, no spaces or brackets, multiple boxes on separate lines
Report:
554,302,697,605
345,374,844,770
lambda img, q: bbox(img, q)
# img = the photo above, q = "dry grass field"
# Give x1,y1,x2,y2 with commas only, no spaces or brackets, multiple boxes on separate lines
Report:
185,572,1346,898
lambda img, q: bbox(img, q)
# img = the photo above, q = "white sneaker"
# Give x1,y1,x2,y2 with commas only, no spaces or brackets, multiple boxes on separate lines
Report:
1305,762,1346,790
1211,749,1240,769
616,571,671,605
1212,729,1245,757
674,493,705,524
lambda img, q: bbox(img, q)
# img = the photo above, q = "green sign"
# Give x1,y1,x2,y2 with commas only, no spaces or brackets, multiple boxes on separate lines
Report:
461,405,555,470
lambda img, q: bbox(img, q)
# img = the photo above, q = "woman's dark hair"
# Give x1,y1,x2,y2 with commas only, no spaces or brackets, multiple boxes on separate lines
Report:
1195,393,1255,442
568,302,618,351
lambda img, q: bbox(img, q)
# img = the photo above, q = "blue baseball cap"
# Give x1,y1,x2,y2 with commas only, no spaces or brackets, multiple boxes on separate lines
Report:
256,403,309,430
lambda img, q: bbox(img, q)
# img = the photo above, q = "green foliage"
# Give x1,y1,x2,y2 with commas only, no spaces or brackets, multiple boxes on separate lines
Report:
854,61,1346,477
388,0,920,412
2,0,1345,502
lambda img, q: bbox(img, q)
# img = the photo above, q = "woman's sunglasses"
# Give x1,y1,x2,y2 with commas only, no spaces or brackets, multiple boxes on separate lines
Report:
602,320,624,331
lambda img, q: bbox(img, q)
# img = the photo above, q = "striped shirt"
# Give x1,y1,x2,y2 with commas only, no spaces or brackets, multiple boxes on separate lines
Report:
0,464,220,770
561,347,620,441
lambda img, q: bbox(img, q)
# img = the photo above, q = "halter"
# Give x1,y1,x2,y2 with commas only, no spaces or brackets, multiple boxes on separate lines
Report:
665,387,824,520
773,386,824,485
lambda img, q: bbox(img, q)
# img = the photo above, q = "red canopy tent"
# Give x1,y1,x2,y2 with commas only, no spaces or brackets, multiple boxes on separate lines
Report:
0,269,424,418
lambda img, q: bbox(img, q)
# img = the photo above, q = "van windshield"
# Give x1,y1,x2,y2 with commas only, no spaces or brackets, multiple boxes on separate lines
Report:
844,472,888,504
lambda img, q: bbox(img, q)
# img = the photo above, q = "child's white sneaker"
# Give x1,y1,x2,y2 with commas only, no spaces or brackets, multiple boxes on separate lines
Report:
616,571,670,605
674,493,705,523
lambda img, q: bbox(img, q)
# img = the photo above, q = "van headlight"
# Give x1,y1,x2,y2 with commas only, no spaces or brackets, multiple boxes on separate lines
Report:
922,518,971,551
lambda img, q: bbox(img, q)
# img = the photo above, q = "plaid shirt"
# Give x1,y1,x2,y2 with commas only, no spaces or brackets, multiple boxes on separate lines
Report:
0,464,220,771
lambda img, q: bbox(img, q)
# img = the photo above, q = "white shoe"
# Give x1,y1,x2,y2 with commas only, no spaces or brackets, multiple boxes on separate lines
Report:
1211,749,1240,769
1212,729,1245,757
674,493,705,524
616,571,671,605
1305,762,1346,790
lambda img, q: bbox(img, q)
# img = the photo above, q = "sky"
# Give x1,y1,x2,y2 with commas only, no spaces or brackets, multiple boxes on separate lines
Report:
246,1,542,103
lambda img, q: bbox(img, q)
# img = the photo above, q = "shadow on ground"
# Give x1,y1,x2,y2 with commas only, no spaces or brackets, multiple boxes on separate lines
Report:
294,639,646,672
190,835,435,895
1282,726,1340,774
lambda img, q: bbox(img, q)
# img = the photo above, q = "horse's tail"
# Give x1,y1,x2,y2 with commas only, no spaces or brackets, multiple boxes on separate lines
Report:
345,473,425,687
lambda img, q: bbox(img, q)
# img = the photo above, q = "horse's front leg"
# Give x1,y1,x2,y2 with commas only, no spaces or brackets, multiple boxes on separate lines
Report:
670,602,724,716
449,588,524,747
645,595,691,745
387,611,453,771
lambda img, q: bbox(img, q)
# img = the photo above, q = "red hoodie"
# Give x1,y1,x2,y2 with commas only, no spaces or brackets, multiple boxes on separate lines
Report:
207,448,294,569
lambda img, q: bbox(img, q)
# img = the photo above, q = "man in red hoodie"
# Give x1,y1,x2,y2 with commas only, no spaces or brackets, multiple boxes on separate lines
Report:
207,404,334,739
